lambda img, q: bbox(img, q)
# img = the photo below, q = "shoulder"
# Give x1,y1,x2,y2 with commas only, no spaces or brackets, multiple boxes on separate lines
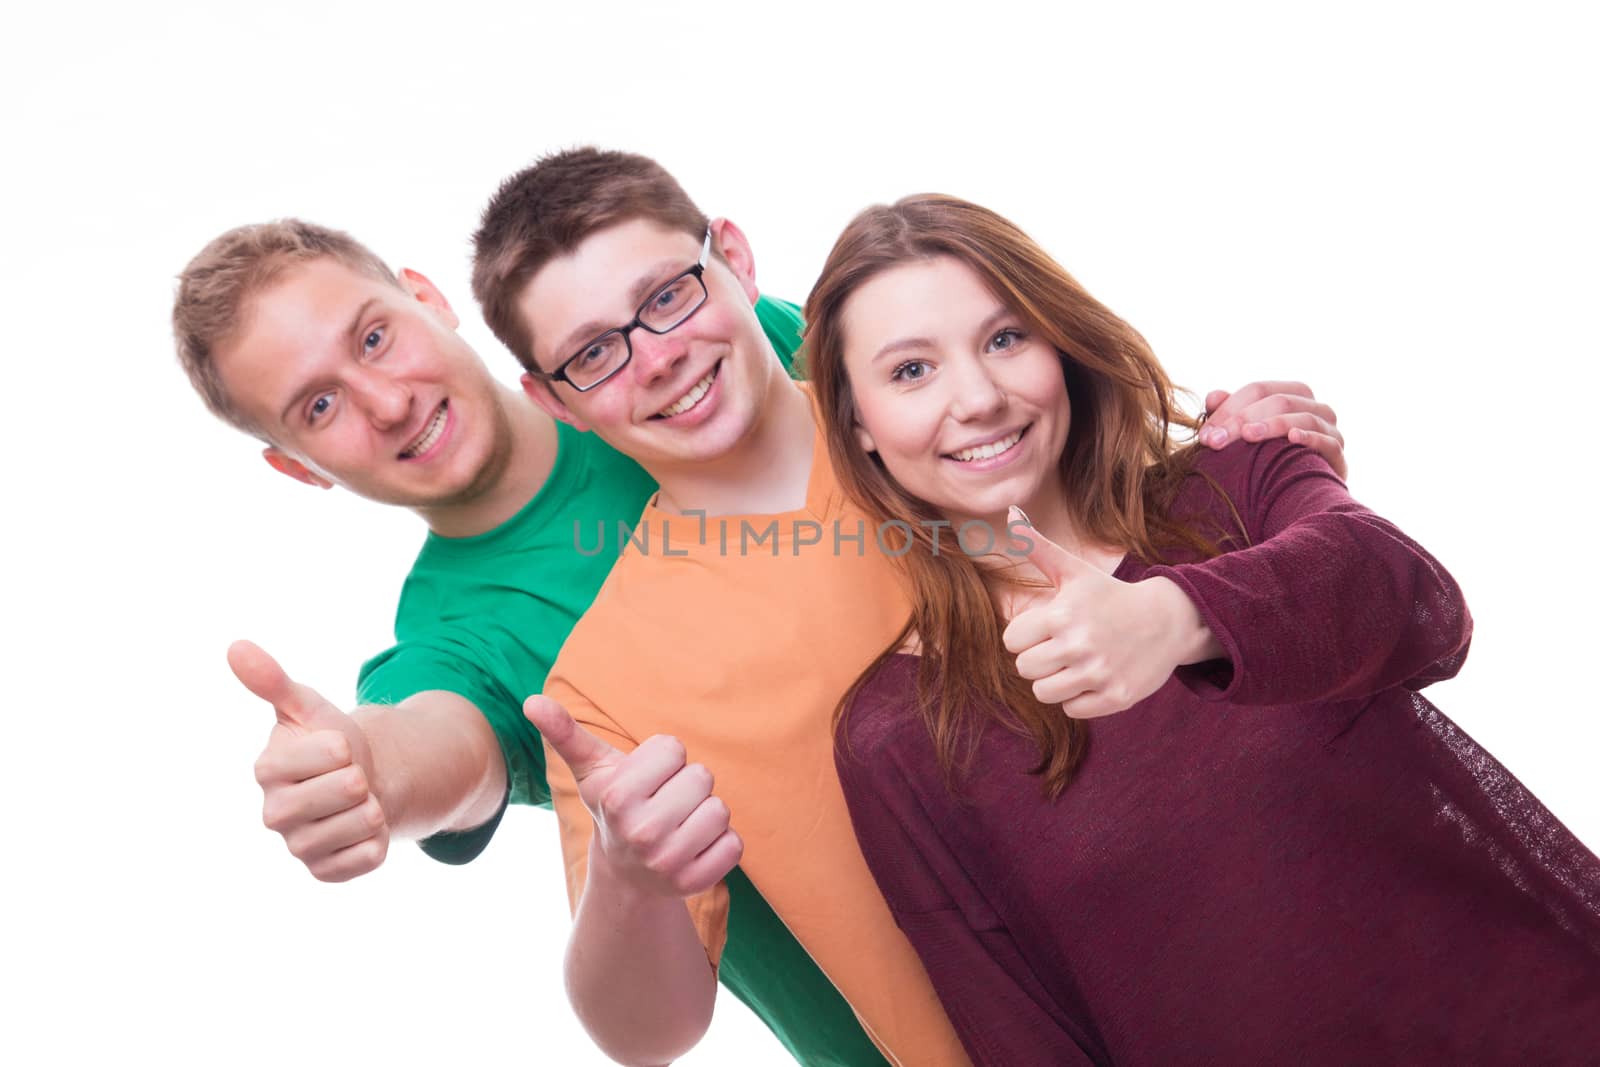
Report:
1172,439,1338,536
836,655,929,770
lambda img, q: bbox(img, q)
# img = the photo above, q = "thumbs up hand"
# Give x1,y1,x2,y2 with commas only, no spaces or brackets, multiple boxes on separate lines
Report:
526,696,742,899
1001,509,1220,719
229,640,389,882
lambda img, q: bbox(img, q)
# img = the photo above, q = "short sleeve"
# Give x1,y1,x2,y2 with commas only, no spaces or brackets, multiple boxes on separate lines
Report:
542,671,731,969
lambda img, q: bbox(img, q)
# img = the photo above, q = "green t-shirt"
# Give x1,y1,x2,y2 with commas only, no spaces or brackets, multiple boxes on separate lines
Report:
357,295,887,1067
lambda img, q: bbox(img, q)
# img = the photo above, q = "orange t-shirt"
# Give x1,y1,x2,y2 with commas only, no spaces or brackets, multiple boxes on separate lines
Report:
542,397,970,1067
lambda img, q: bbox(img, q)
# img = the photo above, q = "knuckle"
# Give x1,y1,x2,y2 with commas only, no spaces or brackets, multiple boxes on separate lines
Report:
685,762,713,794
262,798,291,832
629,820,664,852
362,798,387,832
324,732,352,766
703,796,730,826
1228,382,1263,406
340,766,369,802
596,784,630,817
252,755,274,786
354,838,386,869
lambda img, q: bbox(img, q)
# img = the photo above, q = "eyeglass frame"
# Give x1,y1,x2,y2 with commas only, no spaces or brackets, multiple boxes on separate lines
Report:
528,226,714,392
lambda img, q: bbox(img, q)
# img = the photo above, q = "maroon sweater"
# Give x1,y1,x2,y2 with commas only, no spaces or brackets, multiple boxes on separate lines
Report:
837,440,1600,1066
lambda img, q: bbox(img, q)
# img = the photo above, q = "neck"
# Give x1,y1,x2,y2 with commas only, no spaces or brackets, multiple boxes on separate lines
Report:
971,489,1124,596
416,385,559,538
654,377,815,517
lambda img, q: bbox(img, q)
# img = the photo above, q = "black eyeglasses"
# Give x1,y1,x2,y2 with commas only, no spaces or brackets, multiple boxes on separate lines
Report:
532,227,713,391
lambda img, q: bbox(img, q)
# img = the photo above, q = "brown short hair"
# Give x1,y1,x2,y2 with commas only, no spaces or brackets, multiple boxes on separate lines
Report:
172,219,399,437
472,147,708,374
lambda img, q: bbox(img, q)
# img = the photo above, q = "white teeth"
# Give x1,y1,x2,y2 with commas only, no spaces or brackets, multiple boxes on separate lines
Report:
657,369,716,419
402,403,448,458
951,430,1023,463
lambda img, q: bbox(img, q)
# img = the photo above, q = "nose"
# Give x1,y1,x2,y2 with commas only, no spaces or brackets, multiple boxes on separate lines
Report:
947,353,1007,423
629,326,692,391
349,366,412,429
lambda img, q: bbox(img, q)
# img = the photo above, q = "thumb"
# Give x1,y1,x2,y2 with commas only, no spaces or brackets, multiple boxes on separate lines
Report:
525,695,621,780
1008,507,1090,589
227,639,344,733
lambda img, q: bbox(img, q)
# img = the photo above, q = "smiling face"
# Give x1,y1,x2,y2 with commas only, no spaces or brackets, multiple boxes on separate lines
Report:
840,255,1073,529
515,217,779,479
214,257,516,510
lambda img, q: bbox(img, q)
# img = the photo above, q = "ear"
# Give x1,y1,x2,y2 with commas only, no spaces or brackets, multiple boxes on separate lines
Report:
708,218,760,306
854,419,877,455
398,268,460,329
521,374,591,432
262,447,334,489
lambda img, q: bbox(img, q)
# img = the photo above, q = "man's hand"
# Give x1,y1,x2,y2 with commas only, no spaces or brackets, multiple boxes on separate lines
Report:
526,696,741,899
229,640,390,882
1002,512,1222,719
1202,380,1347,479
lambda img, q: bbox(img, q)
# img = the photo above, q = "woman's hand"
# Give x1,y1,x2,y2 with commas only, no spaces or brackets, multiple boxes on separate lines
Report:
1002,512,1224,718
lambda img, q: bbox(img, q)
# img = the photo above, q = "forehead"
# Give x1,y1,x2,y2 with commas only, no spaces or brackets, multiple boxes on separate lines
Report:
842,256,998,347
213,258,395,423
517,218,701,360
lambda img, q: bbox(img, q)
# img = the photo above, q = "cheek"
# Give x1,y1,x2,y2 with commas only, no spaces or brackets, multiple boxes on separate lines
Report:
1013,355,1072,417
858,392,941,468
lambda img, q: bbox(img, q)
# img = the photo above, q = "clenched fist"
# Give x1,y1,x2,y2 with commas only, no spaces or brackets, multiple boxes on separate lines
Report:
229,640,390,882
527,696,742,898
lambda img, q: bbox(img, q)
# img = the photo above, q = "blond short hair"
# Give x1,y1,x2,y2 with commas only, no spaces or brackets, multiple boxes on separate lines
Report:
172,219,399,437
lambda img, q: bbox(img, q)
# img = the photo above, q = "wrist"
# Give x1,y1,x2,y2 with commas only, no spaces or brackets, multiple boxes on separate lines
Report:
348,705,403,818
1145,576,1223,666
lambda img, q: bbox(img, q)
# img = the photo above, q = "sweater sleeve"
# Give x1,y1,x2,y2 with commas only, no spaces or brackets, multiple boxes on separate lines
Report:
836,701,1101,1067
1146,440,1472,706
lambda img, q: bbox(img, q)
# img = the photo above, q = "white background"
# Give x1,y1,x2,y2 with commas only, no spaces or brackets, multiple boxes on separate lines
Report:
4,2,1596,1064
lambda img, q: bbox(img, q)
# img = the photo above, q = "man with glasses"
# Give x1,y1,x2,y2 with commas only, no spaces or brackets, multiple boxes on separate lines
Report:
472,147,1349,1065
527,227,716,394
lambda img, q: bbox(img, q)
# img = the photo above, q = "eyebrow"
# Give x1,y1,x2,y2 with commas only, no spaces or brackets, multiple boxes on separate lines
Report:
545,258,688,365
277,297,382,424
871,306,1014,364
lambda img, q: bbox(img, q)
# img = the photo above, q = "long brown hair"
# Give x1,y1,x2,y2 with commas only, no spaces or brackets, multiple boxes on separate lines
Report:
806,194,1222,797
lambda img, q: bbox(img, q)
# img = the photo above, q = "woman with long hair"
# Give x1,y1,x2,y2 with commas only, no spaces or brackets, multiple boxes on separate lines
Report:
804,194,1600,1065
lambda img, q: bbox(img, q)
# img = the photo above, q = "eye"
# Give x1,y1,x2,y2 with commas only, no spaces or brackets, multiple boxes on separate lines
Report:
890,359,931,383
307,392,336,424
362,326,384,355
987,328,1025,353
578,338,613,366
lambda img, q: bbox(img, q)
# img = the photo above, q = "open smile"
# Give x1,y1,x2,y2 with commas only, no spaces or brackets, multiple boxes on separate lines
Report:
649,361,721,420
943,424,1030,464
399,400,450,460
